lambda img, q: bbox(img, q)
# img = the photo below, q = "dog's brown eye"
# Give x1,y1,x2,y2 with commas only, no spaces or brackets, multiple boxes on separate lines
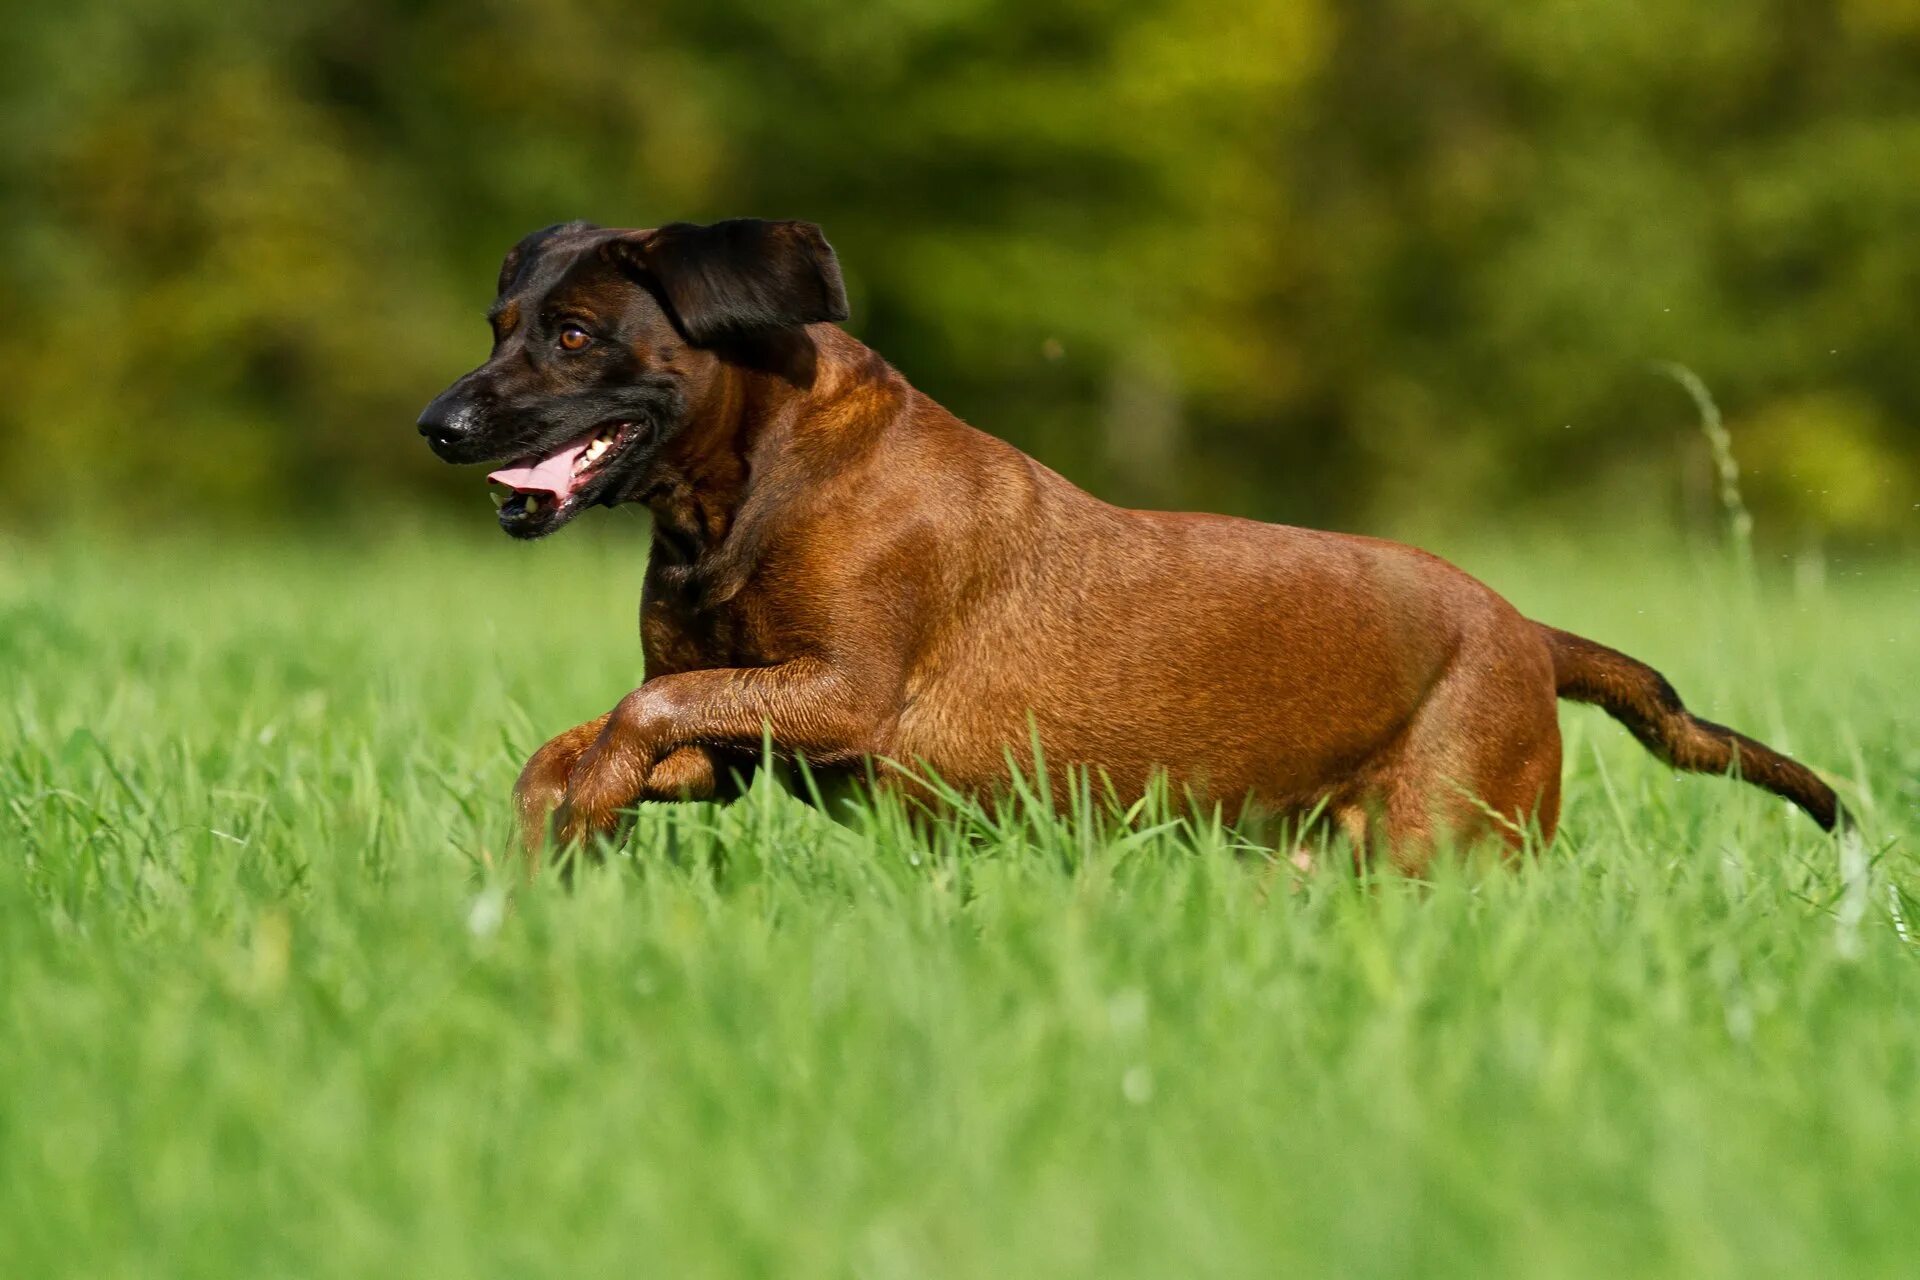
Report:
558,325,592,351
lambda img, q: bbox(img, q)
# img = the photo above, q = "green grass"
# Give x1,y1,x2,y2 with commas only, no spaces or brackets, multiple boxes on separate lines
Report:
2,525,1916,1279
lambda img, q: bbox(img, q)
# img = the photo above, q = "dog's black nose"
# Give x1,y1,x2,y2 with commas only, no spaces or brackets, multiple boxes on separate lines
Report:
417,394,476,450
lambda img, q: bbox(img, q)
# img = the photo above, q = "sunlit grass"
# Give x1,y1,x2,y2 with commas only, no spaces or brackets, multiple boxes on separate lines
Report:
1,526,1915,1279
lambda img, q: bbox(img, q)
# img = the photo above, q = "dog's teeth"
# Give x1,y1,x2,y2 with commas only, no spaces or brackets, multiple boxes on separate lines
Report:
523,495,541,515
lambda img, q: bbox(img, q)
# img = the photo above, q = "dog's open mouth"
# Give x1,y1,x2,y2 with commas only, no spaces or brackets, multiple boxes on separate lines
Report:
487,421,636,537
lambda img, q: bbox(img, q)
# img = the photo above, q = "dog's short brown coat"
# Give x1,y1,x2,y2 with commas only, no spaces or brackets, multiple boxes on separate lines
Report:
418,219,1844,867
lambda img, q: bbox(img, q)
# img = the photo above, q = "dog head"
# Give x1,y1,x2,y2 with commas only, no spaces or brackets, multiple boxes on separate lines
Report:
418,218,848,539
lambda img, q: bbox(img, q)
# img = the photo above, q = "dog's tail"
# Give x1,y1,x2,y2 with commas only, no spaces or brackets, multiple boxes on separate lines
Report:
1537,624,1847,831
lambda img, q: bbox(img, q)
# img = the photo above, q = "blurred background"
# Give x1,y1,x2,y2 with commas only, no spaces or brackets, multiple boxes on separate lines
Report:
3,0,1916,550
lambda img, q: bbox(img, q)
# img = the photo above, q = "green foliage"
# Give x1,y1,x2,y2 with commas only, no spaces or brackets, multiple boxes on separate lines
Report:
2,1,1915,539
3,532,1917,1277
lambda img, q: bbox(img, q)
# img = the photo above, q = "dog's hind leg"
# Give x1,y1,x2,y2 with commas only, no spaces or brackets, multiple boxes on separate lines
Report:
1379,637,1563,870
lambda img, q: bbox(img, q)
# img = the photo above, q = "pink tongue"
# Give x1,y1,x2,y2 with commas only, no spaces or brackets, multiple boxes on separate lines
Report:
487,439,591,498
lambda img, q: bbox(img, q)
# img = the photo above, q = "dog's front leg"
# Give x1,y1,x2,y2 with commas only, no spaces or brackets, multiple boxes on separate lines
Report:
516,714,719,858
555,659,879,846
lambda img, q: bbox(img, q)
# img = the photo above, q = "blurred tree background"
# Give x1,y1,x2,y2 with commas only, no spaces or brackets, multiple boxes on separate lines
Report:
2,0,1916,547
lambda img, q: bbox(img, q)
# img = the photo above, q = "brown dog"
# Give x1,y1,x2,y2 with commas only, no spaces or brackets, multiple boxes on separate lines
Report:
418,218,1844,868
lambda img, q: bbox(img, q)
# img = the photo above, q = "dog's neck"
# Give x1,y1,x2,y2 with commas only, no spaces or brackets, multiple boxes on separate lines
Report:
639,327,901,587
638,378,757,571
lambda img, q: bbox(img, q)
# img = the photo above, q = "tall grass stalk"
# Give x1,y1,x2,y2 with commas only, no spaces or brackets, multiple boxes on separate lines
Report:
1654,361,1790,748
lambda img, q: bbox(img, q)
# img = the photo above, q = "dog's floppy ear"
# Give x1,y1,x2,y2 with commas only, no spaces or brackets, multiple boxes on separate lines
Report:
608,219,849,345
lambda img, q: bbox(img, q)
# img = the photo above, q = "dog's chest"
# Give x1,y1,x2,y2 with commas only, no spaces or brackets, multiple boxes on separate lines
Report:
639,576,806,676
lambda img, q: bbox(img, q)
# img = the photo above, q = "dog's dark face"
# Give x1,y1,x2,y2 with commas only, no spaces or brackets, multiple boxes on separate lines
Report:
419,218,848,539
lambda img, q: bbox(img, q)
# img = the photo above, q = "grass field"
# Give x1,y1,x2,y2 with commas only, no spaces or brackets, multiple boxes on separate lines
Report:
3,523,1916,1278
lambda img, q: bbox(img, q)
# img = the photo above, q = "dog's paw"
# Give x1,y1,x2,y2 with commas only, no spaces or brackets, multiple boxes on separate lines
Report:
512,771,569,856
549,746,721,848
551,786,629,851
513,729,601,856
